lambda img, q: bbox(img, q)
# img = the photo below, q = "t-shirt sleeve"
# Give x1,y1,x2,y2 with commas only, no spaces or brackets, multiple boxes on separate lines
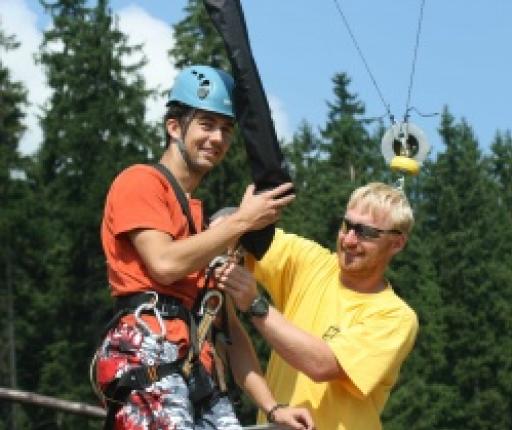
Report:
107,166,181,237
247,229,332,310
327,306,418,397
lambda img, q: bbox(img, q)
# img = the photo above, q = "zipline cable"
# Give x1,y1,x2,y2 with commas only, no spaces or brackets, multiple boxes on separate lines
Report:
332,0,430,125
332,0,394,123
404,0,427,121
332,0,432,182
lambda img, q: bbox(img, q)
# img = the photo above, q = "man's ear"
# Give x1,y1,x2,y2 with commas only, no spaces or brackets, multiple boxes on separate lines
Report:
166,118,182,141
390,234,407,256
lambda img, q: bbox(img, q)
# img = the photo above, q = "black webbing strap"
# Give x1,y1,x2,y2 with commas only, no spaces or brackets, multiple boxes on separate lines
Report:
150,162,203,357
103,361,183,430
203,0,288,259
114,292,189,321
202,0,292,191
152,162,197,234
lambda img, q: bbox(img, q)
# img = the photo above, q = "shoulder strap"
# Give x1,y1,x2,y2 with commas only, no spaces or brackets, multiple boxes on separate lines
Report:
152,163,197,235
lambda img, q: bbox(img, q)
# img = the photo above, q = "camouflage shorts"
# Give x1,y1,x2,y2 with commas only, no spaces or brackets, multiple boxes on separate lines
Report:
96,321,242,430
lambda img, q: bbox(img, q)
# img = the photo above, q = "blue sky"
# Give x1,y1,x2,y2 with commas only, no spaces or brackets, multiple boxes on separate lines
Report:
2,0,511,159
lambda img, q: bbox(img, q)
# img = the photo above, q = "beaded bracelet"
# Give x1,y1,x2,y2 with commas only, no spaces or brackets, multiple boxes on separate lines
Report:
266,403,288,423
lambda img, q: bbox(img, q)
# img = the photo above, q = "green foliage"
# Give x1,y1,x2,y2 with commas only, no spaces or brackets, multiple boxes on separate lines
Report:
387,108,512,429
281,121,331,243
3,1,512,429
7,0,159,427
169,0,230,70
289,72,388,249
0,25,33,429
490,130,512,211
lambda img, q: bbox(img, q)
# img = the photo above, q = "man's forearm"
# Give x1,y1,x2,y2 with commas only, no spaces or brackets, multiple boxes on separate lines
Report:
227,310,277,415
251,307,346,383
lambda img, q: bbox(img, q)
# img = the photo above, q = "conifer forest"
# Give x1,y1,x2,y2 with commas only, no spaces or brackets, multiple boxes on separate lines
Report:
1,1,511,429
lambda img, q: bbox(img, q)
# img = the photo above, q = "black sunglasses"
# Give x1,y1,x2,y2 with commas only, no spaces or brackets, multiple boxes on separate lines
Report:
341,217,402,240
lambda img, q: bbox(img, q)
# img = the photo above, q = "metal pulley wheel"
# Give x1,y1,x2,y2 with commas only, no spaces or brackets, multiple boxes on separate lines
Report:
381,122,430,175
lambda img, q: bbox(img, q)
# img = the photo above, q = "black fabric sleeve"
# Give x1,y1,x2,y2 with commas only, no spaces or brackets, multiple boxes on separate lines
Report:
203,0,293,190
203,0,293,259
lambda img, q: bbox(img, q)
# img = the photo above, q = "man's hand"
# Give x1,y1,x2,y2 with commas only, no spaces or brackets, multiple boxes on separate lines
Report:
234,182,295,232
215,260,258,312
272,405,316,430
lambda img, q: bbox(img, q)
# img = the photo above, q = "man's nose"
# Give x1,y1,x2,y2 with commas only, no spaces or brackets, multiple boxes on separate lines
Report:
341,228,359,245
209,127,224,143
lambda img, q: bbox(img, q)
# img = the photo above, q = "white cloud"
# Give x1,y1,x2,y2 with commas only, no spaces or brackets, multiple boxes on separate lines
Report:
0,0,49,155
115,6,293,142
0,2,176,155
116,5,176,124
1,1,291,153
268,93,292,143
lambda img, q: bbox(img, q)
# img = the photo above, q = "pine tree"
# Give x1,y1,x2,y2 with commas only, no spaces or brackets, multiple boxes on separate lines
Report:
170,0,229,70
490,130,512,212
316,72,388,248
15,1,159,427
382,166,451,429
0,25,33,430
411,108,512,429
281,121,334,245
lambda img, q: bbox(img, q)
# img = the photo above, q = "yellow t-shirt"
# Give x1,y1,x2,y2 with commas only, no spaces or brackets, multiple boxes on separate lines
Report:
248,229,418,430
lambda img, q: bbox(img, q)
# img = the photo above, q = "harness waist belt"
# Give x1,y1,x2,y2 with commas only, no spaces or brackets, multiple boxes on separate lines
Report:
114,292,190,322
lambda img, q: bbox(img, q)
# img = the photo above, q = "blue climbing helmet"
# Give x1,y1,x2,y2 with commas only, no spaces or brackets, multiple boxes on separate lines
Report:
166,65,235,119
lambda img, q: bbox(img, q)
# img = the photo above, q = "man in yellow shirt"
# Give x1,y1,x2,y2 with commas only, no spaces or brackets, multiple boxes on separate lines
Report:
216,182,419,429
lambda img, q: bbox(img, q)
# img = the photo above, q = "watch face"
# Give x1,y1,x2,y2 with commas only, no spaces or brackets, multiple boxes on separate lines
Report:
250,295,269,317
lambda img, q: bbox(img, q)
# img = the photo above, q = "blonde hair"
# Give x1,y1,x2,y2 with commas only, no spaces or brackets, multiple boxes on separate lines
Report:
347,182,414,234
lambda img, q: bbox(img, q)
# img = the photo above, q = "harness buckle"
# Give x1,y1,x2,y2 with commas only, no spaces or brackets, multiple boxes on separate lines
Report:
147,365,158,383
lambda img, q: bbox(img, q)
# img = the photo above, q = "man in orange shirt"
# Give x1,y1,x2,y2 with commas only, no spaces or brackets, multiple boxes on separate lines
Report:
94,65,312,430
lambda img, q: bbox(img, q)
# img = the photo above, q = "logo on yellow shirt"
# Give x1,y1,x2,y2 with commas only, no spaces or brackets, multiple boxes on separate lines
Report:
322,326,340,340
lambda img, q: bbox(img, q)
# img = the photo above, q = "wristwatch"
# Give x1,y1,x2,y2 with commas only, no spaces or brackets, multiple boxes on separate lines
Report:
247,294,269,318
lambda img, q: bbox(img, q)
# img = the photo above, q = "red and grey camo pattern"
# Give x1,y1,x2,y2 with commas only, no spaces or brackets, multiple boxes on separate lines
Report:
96,321,242,429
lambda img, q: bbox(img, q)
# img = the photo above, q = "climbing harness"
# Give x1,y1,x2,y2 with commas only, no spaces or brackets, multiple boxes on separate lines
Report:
90,287,230,429
90,292,187,430
332,0,434,188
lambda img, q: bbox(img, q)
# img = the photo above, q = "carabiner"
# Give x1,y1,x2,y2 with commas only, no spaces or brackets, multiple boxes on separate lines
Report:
134,291,166,341
199,290,223,317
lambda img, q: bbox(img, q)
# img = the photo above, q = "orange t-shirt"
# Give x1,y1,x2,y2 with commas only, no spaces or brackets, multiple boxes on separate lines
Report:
101,164,212,365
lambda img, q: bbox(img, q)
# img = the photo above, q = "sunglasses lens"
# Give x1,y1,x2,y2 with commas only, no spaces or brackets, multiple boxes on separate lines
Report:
342,218,381,239
359,225,380,239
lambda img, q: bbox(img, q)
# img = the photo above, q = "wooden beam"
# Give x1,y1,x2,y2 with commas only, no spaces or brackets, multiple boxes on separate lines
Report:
0,387,284,428
0,387,105,418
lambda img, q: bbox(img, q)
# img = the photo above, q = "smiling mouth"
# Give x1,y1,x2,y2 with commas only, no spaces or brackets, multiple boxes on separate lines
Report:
342,248,363,260
200,149,220,159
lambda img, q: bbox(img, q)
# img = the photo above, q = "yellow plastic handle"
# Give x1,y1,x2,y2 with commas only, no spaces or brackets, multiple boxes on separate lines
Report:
390,156,420,176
